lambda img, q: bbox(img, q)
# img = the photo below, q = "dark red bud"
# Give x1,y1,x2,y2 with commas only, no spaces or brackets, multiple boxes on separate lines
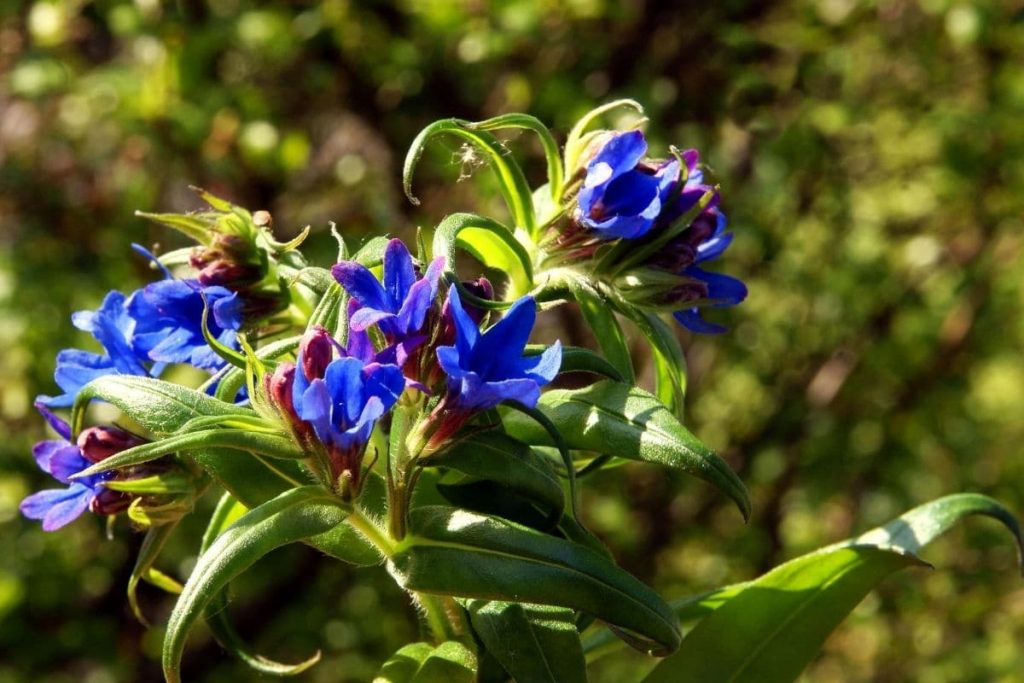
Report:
77,426,145,464
90,488,132,515
197,261,262,287
266,363,298,420
299,326,334,381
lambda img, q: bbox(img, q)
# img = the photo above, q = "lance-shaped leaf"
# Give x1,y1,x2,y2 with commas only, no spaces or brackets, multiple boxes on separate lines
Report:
525,344,624,382
565,274,634,383
163,486,350,683
466,600,586,683
72,375,251,437
432,213,534,299
501,380,749,521
405,119,537,235
376,641,477,683
426,431,564,521
639,493,1024,683
389,506,681,656
199,493,321,677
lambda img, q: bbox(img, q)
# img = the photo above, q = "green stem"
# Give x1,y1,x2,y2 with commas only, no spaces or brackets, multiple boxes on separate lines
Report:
417,593,455,643
345,509,396,557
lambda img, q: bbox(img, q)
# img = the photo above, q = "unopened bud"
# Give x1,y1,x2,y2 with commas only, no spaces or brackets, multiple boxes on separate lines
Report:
77,426,145,464
90,488,132,515
299,326,334,381
252,210,273,228
197,261,262,288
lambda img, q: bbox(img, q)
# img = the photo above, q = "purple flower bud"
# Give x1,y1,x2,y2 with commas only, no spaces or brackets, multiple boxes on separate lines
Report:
299,325,334,381
77,426,145,464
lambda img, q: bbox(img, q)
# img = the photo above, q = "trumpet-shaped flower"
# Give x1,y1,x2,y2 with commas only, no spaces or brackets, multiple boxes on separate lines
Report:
288,328,406,491
576,130,681,240
331,239,445,342
129,279,243,370
436,289,561,411
41,291,153,408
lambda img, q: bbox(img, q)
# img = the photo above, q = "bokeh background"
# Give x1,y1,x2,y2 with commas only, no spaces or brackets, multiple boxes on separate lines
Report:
2,1,1024,681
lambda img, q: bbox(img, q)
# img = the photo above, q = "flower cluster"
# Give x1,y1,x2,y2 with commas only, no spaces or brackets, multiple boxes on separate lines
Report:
558,129,747,333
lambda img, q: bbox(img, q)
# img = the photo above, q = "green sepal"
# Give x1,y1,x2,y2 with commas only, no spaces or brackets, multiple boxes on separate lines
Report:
127,520,181,625
432,213,534,299
501,380,749,521
404,119,537,236
465,600,586,683
389,506,681,656
637,493,1024,683
162,486,350,683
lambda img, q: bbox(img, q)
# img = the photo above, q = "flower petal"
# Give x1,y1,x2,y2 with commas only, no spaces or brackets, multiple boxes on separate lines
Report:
331,262,391,314
20,485,93,531
383,239,416,306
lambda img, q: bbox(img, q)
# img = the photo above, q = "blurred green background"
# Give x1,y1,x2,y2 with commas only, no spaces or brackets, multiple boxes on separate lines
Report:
2,1,1023,681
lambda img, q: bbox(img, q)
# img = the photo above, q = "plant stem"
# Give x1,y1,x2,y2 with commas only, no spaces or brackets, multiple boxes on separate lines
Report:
345,509,396,557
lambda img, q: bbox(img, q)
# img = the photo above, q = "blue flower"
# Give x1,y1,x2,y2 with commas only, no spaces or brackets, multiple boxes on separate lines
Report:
576,130,681,240
129,279,243,370
19,404,113,531
289,331,406,491
40,291,154,408
436,289,561,411
331,239,445,342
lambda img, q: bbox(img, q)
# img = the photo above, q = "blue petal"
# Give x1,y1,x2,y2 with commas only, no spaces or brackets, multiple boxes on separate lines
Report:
517,340,562,384
696,230,733,264
472,295,536,378
20,485,94,531
32,440,74,475
446,289,479,362
324,357,366,427
298,378,335,447
589,130,648,183
35,402,72,440
331,262,392,314
674,308,727,335
211,289,243,331
383,239,416,307
349,307,395,332
600,171,662,217
452,374,542,411
436,344,467,378
685,267,748,306
362,363,406,412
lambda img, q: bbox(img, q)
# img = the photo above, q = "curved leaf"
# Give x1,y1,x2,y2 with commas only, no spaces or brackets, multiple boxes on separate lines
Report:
390,506,681,656
199,493,321,677
640,493,1024,683
426,431,564,519
624,309,687,413
526,344,624,382
469,113,564,203
163,486,349,683
432,212,534,299
404,119,537,235
502,380,749,521
127,521,181,625
467,600,586,683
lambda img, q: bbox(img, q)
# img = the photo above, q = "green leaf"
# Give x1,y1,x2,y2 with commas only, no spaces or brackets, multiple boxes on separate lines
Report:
163,486,349,683
404,119,537,235
466,600,587,683
376,641,477,683
390,506,681,656
501,380,749,521
565,274,635,383
525,344,624,382
625,309,687,413
72,375,251,437
640,493,1024,683
432,212,534,299
134,210,211,244
199,493,321,678
469,113,564,203
353,235,391,267
75,428,306,479
127,521,181,625
426,431,564,520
